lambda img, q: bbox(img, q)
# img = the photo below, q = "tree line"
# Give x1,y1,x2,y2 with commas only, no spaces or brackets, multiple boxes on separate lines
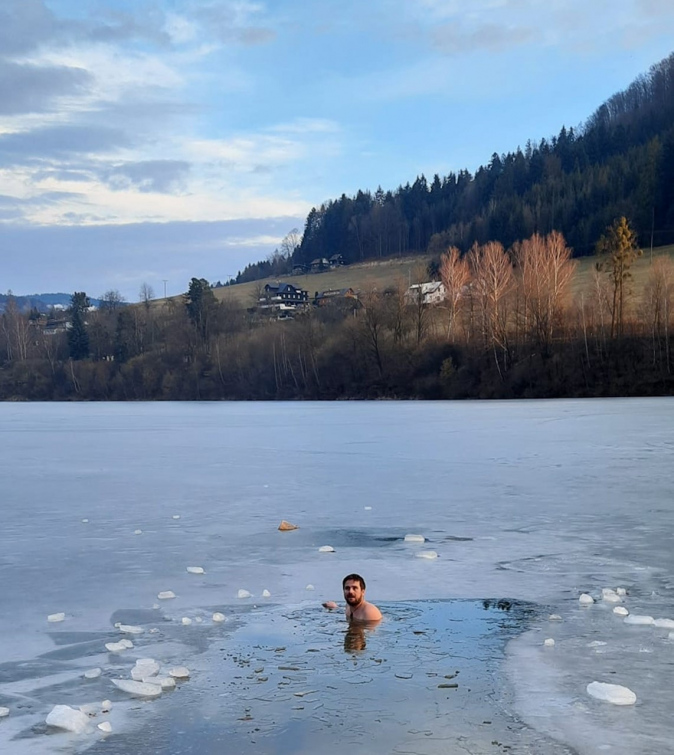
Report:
1,220,672,401
235,51,674,284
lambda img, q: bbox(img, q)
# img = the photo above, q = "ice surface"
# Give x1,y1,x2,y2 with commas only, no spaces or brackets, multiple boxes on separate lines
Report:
587,681,637,705
2,399,674,755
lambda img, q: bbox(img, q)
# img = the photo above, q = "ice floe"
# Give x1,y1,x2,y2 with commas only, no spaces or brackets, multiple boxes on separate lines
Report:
578,594,594,605
262,589,271,598
624,615,654,625
118,624,144,634
653,618,674,628
172,515,180,519
237,589,252,598
105,639,133,652
318,545,335,552
112,679,162,698
134,529,142,535
616,587,627,596
544,638,555,646
186,566,205,574
416,550,438,559
364,506,372,510
131,659,160,680
549,614,562,621
47,612,65,622
212,612,226,622
169,666,190,679
305,584,315,590
84,668,102,679
181,617,192,625
46,705,91,733
601,588,622,603
157,591,176,600
404,534,425,543
613,606,629,616
101,700,112,713
0,707,9,717
98,721,112,733
586,681,637,705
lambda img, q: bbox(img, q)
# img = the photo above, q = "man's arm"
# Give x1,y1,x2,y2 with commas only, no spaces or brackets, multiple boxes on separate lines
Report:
322,601,339,610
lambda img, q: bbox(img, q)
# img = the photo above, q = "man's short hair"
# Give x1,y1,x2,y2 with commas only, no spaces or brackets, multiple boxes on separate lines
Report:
343,573,366,590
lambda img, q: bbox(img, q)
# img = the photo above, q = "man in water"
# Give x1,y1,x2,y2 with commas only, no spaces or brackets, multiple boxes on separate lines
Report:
322,573,382,622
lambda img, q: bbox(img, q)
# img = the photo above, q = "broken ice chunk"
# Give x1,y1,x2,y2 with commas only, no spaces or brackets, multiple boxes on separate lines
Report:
111,679,162,698
624,615,654,625
105,641,128,653
578,594,594,605
157,591,176,600
364,506,372,510
305,584,315,590
601,589,621,603
212,612,225,622
81,519,89,523
118,624,144,634
318,545,335,552
98,721,112,733
79,703,99,717
119,639,133,649
416,550,438,559
0,707,9,717
47,612,65,622
549,614,562,621
616,587,627,596
169,666,190,679
613,606,629,616
131,660,160,680
186,566,205,574
101,700,112,713
262,589,271,598
653,618,674,628
237,589,252,599
46,705,91,733
172,515,180,519
586,681,636,705
544,638,555,646
134,530,142,535
181,617,192,625
404,534,425,543
84,668,102,679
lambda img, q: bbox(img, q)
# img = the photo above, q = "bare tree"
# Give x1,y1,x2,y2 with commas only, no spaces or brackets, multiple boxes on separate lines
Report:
100,289,125,311
280,228,302,259
439,246,470,339
514,231,576,353
467,241,514,375
642,256,674,371
139,282,155,308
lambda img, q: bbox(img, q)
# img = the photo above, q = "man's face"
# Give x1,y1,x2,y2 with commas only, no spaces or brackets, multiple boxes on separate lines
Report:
343,579,364,607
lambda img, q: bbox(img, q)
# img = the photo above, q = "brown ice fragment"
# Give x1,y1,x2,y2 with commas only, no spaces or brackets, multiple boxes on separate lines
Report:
278,520,299,531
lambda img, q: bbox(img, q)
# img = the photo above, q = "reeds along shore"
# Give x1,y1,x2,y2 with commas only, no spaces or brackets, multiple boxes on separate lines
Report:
1,232,673,401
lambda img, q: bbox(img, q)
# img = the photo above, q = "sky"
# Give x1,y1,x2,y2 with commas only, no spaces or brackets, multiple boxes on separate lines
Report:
1,0,674,301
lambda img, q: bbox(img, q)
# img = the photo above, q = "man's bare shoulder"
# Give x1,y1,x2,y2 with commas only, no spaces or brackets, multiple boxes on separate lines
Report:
354,601,382,621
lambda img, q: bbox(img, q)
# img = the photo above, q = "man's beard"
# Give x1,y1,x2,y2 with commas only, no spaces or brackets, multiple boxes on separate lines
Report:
346,595,363,607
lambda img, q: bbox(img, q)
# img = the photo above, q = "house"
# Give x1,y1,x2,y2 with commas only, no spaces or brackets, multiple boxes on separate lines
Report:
291,264,307,276
405,281,446,306
258,282,309,312
313,288,358,306
310,258,329,273
328,254,345,268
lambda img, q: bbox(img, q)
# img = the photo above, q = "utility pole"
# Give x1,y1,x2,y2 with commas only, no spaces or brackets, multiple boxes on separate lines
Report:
162,280,167,299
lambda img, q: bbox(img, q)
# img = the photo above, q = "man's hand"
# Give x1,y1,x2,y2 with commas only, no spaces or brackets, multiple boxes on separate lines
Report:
322,601,338,610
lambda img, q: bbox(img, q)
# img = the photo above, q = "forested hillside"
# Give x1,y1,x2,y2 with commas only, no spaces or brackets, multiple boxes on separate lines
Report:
237,52,674,283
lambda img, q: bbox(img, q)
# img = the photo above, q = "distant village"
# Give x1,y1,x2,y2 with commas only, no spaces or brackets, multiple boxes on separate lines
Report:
255,254,444,320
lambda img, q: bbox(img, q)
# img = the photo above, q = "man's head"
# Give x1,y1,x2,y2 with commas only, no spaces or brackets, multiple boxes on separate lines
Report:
342,573,366,607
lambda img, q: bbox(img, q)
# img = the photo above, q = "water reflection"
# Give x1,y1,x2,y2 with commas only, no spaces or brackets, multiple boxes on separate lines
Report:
343,620,380,653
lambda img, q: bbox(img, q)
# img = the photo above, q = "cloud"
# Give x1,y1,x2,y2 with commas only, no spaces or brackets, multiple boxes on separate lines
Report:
101,160,191,194
190,1,276,46
431,21,535,55
0,60,92,114
0,0,61,57
0,125,131,165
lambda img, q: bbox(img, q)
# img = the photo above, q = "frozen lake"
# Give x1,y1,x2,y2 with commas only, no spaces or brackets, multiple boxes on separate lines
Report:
0,399,673,754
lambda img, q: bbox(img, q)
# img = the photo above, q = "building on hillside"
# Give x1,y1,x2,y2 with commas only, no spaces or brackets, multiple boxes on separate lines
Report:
291,264,307,275
310,258,329,273
405,281,446,305
258,282,309,313
328,254,345,268
313,287,358,306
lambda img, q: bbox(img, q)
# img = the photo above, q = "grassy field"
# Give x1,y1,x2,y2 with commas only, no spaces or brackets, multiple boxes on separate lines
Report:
174,244,674,310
